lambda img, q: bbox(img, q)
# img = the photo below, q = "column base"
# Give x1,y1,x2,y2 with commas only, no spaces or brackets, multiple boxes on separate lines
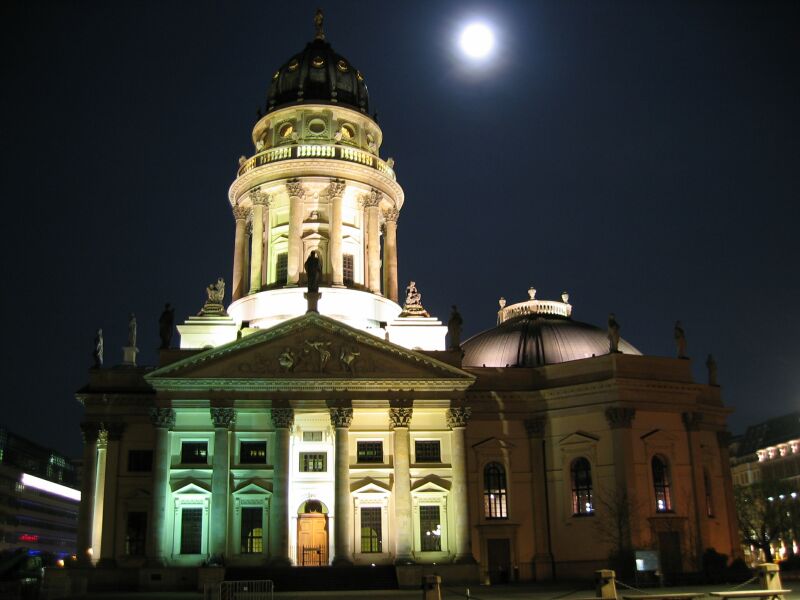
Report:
332,556,353,566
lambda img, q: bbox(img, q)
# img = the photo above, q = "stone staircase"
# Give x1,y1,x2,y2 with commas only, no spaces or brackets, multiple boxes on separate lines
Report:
224,565,399,591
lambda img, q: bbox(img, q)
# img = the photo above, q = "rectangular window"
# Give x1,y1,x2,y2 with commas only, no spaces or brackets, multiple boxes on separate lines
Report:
303,431,323,442
180,507,203,554
300,452,327,472
127,450,153,472
181,442,208,464
360,507,382,553
125,511,147,556
240,507,263,554
419,505,441,552
415,440,441,463
240,441,267,464
357,441,383,464
276,252,288,284
343,254,354,284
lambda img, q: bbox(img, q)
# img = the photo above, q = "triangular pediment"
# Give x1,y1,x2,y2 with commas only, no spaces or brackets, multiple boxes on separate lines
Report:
411,474,451,492
146,312,474,393
233,479,272,495
559,431,600,446
172,478,211,494
641,429,676,444
472,437,515,451
351,477,391,494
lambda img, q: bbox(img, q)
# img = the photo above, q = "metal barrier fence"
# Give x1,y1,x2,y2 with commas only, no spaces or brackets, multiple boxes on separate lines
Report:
204,580,274,600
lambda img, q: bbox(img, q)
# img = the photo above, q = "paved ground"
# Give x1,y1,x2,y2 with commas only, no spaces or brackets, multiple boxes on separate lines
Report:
60,582,800,600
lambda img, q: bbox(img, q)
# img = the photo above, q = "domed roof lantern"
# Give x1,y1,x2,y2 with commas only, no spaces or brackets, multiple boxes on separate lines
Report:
266,10,371,116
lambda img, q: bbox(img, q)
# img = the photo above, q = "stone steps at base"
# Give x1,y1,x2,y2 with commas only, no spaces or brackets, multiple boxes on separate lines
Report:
224,565,399,591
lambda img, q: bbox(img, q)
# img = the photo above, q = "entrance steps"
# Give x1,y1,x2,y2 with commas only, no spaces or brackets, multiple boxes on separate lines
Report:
224,565,399,591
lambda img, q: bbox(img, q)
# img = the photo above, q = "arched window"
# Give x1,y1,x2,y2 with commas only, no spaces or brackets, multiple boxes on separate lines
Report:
703,468,714,517
571,457,594,515
652,455,673,513
483,462,508,519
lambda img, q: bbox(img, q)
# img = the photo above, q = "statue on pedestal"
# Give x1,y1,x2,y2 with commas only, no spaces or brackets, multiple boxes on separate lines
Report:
199,278,227,316
706,354,718,386
448,305,463,350
127,314,137,348
305,250,322,293
401,281,429,317
159,303,175,349
607,313,621,354
93,329,104,368
674,320,688,359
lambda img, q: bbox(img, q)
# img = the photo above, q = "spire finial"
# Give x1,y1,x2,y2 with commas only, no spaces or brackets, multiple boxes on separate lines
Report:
314,8,325,40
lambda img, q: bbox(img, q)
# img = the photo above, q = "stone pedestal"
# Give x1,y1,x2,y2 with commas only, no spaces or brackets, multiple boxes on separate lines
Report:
177,313,238,349
304,291,321,313
386,316,447,351
122,346,138,366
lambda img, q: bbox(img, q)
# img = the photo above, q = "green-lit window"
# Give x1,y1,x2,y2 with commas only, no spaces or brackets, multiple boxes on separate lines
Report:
276,253,288,284
240,441,267,464
181,442,208,464
357,441,383,463
301,452,326,472
419,505,441,551
180,508,202,554
240,507,263,553
360,507,382,553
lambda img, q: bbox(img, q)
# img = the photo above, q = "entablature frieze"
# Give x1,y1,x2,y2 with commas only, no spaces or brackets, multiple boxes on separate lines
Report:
229,158,404,209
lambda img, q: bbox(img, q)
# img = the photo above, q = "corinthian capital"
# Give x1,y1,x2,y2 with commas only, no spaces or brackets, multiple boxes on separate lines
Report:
383,207,399,223
249,187,269,206
232,205,249,221
605,407,636,429
446,407,472,429
271,408,294,429
330,407,353,429
328,178,346,199
80,421,102,444
389,407,412,429
360,188,382,208
150,407,176,429
286,178,306,199
211,407,236,429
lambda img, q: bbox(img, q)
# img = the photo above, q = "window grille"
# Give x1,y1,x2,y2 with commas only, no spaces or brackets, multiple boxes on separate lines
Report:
415,440,441,463
483,462,508,519
652,456,673,512
276,252,288,284
180,507,202,554
125,511,147,556
240,506,263,553
360,506,382,553
181,442,208,465
357,441,383,463
303,431,323,442
343,254,354,284
571,457,594,515
240,441,267,464
419,505,441,551
301,452,327,472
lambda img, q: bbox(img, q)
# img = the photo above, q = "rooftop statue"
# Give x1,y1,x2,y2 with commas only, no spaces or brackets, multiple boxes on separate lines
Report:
706,354,718,386
607,313,621,354
159,303,175,349
401,281,429,317
127,313,137,348
93,328,103,368
448,305,463,350
674,320,688,359
200,278,227,316
305,250,322,293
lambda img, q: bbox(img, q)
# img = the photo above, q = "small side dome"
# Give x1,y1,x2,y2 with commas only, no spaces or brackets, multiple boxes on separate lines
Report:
461,290,640,367
266,11,370,115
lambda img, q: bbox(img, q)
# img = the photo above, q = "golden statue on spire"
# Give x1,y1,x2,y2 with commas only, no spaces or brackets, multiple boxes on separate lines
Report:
314,8,325,40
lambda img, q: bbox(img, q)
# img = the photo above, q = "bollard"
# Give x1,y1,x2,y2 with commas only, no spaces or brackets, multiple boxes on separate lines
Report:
596,569,617,599
756,563,784,598
422,574,442,600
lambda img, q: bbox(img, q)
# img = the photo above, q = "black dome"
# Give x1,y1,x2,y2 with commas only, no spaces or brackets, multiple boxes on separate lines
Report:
462,314,641,368
267,35,370,115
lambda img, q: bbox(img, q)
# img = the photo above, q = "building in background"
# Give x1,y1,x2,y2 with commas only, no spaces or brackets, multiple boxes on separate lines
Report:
72,11,739,591
0,426,81,560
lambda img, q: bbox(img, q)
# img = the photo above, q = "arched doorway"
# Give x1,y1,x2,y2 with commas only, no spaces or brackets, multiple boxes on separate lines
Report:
297,499,329,566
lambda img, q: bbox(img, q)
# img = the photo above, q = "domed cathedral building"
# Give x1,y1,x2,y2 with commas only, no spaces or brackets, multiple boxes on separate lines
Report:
73,13,739,591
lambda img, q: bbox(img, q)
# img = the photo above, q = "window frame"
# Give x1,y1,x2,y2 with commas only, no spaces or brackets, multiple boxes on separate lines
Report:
240,506,264,554
300,452,327,473
414,440,442,463
652,455,673,513
180,507,203,554
356,440,384,464
571,457,594,516
360,506,382,553
419,505,442,552
239,441,267,465
180,441,209,465
483,462,509,520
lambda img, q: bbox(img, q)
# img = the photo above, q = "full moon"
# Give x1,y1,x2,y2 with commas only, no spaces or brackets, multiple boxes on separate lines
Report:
459,23,495,59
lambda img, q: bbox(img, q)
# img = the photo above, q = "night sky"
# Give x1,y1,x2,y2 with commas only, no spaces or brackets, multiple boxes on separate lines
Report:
2,1,798,458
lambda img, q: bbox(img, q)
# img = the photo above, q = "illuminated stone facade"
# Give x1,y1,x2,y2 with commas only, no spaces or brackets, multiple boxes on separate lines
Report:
75,15,740,588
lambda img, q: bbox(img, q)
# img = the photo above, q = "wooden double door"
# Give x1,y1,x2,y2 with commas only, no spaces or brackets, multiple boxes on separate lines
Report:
297,512,329,566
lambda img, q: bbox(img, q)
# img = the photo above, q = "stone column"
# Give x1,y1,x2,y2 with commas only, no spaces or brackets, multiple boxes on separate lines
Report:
390,407,414,563
447,407,475,563
92,431,107,560
77,422,100,564
248,189,268,295
383,208,399,303
328,179,346,287
364,189,382,294
231,206,249,301
524,417,554,580
605,407,638,546
683,412,709,569
210,408,236,559
261,199,270,285
269,408,293,565
330,407,354,565
147,408,175,566
286,179,305,286
98,423,125,566
717,431,743,559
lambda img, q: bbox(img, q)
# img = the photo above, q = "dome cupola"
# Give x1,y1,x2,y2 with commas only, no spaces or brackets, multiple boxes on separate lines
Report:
461,288,641,368
266,10,370,115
